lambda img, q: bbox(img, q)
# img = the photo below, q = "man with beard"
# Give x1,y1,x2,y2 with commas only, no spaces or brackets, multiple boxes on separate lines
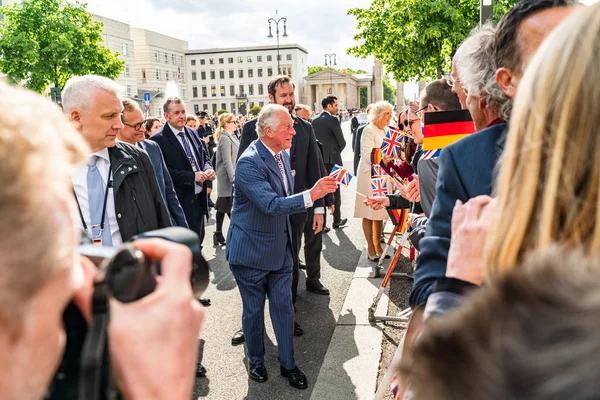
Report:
233,76,329,346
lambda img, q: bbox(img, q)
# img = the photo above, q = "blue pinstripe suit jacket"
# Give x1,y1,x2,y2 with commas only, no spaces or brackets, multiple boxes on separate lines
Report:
226,139,307,270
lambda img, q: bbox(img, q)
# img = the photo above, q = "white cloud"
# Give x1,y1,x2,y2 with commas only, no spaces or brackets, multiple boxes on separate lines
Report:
83,0,375,72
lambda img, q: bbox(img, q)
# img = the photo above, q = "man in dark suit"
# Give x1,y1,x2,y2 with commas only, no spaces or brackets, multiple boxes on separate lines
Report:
227,104,337,388
117,98,188,228
233,76,330,345
409,0,577,309
350,110,360,151
196,110,216,158
150,97,216,248
312,96,347,228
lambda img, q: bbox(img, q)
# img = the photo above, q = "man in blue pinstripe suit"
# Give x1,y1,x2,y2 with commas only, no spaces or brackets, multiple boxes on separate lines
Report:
226,104,337,389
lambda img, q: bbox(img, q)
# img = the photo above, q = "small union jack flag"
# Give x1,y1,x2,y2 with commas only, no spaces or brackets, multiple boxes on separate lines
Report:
381,128,404,157
421,149,441,160
371,177,388,197
372,164,385,177
329,165,354,186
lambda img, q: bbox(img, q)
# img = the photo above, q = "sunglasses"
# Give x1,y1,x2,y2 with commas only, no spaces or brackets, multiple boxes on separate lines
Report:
400,118,419,129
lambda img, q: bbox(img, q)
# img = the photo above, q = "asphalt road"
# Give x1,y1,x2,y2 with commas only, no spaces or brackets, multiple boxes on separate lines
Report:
192,120,365,400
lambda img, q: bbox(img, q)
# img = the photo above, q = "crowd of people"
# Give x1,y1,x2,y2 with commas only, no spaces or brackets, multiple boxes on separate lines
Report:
3,0,600,398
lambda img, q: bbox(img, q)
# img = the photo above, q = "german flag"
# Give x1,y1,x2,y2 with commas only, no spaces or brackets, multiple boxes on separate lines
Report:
387,208,409,232
371,148,383,165
422,109,476,150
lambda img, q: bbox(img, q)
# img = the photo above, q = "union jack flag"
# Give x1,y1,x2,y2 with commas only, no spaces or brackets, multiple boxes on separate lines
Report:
372,164,385,177
371,177,388,197
381,128,403,157
421,149,441,160
329,164,354,186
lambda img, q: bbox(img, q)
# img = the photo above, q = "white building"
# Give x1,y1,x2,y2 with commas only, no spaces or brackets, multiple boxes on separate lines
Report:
130,28,188,117
185,44,308,115
92,15,138,99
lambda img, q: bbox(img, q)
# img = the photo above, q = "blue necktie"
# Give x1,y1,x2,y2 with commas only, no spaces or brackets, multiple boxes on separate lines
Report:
178,132,197,169
87,156,112,246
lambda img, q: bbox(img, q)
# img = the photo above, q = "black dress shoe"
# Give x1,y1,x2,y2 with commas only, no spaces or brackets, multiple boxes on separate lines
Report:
196,362,207,377
231,329,245,345
280,366,308,389
333,218,348,228
294,321,304,337
249,362,268,383
299,262,306,270
322,226,331,233
213,232,226,246
306,281,330,295
198,297,211,306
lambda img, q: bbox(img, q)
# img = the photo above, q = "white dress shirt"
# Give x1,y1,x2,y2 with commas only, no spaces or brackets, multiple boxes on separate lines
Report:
72,148,122,246
170,124,202,195
260,140,313,209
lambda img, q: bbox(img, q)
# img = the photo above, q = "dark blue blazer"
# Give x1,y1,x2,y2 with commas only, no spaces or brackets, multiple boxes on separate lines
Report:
142,140,188,228
226,140,307,270
410,123,508,308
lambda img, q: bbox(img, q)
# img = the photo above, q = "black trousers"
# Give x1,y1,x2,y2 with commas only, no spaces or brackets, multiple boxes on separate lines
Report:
190,194,206,247
291,209,323,303
325,163,342,224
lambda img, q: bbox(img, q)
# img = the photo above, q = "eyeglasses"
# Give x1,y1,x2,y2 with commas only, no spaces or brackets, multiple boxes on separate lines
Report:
123,120,147,131
416,105,428,120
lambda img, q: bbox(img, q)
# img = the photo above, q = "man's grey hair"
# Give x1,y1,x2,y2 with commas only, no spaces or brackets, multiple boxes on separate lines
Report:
455,24,512,120
256,104,289,137
62,75,123,116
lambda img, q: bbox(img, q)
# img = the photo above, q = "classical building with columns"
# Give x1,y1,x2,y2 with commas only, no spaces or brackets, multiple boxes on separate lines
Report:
303,60,384,112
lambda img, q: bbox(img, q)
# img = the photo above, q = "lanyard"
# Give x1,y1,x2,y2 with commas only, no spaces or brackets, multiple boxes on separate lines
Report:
74,163,112,239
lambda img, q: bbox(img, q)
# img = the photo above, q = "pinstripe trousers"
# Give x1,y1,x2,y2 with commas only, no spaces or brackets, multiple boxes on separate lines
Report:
230,250,296,370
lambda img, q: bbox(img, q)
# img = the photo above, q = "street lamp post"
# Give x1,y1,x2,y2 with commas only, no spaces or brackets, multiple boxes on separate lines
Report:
267,10,288,75
324,53,336,94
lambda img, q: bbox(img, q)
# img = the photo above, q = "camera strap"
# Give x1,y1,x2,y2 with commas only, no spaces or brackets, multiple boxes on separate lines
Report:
78,281,117,400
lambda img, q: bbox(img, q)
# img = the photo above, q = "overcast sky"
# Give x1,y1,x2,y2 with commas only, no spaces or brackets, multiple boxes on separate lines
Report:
84,0,376,73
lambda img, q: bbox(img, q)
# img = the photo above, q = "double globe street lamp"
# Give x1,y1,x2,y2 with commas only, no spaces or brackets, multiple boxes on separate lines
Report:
267,10,288,75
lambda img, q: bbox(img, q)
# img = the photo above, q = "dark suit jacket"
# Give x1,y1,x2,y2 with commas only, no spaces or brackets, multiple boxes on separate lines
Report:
198,123,216,157
312,111,346,166
237,115,326,224
142,139,188,228
353,124,367,174
410,123,508,308
150,124,212,234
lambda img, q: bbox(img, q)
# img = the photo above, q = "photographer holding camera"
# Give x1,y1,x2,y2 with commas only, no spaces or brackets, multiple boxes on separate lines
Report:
0,82,203,400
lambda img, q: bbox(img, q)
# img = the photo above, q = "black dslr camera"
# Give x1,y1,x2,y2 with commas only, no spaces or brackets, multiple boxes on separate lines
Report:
46,227,209,400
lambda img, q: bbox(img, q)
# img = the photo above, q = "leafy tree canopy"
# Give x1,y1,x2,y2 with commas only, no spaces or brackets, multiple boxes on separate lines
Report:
0,0,124,92
347,0,517,82
248,105,262,116
308,66,368,75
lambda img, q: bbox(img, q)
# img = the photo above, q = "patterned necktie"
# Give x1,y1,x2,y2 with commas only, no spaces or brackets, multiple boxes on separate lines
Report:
274,153,288,194
87,156,112,246
178,131,197,169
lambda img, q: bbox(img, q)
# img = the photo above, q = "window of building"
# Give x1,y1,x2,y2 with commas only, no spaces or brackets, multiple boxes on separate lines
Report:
229,85,235,96
179,56,183,66
172,54,176,64
257,68,263,78
126,85,131,96
194,104,199,113
250,102,255,108
202,86,207,97
124,65,130,77
288,68,292,78
247,56,252,62
229,70,234,79
181,73,185,83
259,101,264,107
267,55,272,62
203,104,209,111
219,58,224,64
228,57,234,63
211,85,216,97
286,54,292,61
212,104,218,114
181,89,185,99
258,84,264,95
248,68,253,78
201,71,206,80
192,71,197,81
219,70,225,79
238,69,243,78
210,70,215,80
209,58,214,65
267,67,273,77
200,59,206,65
237,56,243,63
239,84,244,94
221,103,226,110
121,43,128,56
154,51,159,61
220,85,225,96
193,87,198,98
230,102,235,112
165,53,168,64
249,84,254,95
165,71,169,80
257,55,263,62
142,69,146,80
277,55,282,61
156,69,161,80
191,59,196,66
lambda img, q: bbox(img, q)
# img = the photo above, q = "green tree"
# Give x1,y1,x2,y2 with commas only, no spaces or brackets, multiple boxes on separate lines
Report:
347,0,517,82
0,0,124,92
307,66,368,76
248,105,262,116
383,76,396,104
217,109,229,115
360,87,368,108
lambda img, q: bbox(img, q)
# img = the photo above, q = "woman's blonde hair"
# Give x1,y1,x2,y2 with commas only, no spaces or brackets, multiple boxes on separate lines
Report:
484,4,600,277
368,101,393,126
215,112,235,142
